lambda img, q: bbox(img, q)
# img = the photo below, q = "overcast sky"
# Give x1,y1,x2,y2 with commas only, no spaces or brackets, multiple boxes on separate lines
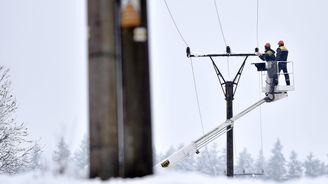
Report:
1,0,328,163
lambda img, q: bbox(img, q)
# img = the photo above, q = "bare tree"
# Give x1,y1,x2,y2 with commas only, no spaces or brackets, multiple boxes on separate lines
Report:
0,66,37,174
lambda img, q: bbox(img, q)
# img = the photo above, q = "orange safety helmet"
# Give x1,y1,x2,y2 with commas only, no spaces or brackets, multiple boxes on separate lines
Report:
278,40,284,46
265,43,271,49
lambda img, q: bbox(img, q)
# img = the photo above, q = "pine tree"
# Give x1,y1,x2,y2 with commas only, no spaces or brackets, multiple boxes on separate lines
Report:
235,148,254,175
29,142,43,171
254,149,265,175
286,150,303,180
303,153,322,177
73,135,89,170
265,139,287,181
195,143,224,176
53,136,71,175
216,147,226,175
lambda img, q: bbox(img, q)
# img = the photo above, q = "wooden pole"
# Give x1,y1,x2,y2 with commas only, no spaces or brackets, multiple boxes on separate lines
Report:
121,0,153,177
88,0,120,180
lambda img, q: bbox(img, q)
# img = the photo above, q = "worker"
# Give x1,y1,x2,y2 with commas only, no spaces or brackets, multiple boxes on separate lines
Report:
255,43,278,98
276,40,290,85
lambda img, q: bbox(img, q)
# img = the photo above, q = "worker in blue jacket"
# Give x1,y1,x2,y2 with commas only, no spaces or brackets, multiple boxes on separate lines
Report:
259,43,276,62
276,40,290,85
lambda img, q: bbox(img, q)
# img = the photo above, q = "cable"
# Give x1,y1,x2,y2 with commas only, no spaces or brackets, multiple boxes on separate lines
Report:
213,0,231,79
164,0,205,138
163,0,189,46
190,57,205,135
213,0,227,47
233,127,237,168
258,72,264,170
256,0,264,171
256,0,259,47
227,58,231,79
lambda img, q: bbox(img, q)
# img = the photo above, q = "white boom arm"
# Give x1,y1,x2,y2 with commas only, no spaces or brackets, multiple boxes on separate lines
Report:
156,93,287,169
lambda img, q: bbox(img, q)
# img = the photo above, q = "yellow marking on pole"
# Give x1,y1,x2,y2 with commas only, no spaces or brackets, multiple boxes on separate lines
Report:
121,3,141,28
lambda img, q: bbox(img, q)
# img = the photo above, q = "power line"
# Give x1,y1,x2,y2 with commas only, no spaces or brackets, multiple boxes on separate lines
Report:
256,0,259,47
163,0,205,135
214,0,228,47
190,58,205,135
256,0,264,171
163,0,189,46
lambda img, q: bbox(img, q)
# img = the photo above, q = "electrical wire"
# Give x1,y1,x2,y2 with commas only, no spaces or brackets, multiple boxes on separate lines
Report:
163,0,205,136
213,0,227,47
213,0,231,79
163,0,189,46
256,0,259,48
256,0,265,172
190,58,205,135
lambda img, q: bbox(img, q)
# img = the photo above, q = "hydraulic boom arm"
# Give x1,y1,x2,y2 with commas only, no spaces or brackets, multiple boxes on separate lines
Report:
156,93,287,169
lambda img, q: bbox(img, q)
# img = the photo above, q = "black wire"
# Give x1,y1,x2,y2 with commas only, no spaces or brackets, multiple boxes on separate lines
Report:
163,0,189,46
256,0,259,47
214,0,227,47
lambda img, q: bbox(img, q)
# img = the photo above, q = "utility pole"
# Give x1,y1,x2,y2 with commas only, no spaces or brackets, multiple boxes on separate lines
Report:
88,0,120,180
88,0,152,179
187,49,255,177
225,81,234,177
120,0,153,177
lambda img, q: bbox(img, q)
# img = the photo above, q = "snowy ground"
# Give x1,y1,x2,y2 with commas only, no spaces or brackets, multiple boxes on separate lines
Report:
1,171,328,184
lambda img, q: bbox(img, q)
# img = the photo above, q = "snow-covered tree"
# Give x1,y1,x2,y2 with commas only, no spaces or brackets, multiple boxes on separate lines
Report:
319,162,326,176
303,153,323,178
73,134,89,177
286,150,303,180
53,136,71,175
28,142,43,171
254,149,265,175
265,139,287,181
235,148,254,175
0,66,39,174
73,135,89,170
195,143,225,176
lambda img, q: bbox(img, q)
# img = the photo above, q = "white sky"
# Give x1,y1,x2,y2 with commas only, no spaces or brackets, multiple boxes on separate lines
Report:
0,0,328,163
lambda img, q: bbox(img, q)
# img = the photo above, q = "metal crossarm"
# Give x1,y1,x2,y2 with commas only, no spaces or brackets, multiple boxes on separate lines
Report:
189,53,256,57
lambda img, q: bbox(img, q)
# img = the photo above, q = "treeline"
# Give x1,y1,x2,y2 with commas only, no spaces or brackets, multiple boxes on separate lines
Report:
157,139,328,181
0,66,88,176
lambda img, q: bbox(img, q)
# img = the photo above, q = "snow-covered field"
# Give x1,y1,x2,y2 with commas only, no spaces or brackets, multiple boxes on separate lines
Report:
1,171,328,184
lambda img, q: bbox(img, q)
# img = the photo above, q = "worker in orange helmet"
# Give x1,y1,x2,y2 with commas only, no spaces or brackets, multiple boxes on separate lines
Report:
255,43,278,99
276,40,290,85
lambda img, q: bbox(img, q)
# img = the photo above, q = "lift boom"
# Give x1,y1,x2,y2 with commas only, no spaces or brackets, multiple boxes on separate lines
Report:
156,93,287,169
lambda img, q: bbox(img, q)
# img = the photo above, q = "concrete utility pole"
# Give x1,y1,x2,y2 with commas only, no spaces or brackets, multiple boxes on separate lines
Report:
88,0,120,180
120,0,153,177
88,0,153,179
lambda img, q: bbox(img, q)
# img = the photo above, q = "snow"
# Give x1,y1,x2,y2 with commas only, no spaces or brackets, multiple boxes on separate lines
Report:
1,171,328,184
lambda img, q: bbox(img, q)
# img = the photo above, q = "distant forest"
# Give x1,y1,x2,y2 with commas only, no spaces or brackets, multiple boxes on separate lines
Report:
157,139,328,181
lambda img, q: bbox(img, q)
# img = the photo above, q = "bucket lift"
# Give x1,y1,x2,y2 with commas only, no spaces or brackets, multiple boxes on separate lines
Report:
254,60,295,93
155,51,294,169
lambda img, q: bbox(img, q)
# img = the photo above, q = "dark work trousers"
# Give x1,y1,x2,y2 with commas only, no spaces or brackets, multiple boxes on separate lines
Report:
278,62,290,85
267,61,278,94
